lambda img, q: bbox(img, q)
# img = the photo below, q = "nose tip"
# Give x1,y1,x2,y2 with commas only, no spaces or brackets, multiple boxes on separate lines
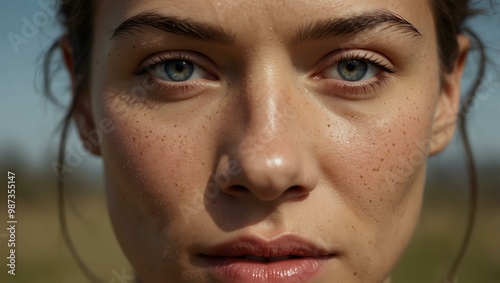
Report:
215,146,318,202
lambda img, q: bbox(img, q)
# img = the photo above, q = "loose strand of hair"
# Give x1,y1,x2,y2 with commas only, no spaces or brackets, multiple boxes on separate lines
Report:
43,41,66,108
443,27,485,283
56,96,103,283
45,41,104,282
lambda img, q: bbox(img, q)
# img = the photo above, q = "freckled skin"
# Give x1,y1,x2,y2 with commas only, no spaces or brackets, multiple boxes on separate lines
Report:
66,0,468,282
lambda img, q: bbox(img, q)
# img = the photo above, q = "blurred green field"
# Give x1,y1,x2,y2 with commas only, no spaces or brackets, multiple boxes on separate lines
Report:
0,177,498,283
393,188,500,283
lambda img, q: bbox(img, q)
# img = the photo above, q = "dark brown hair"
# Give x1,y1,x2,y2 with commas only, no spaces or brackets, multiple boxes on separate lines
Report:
43,1,488,282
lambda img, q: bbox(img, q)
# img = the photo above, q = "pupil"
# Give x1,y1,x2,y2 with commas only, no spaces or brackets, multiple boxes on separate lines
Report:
346,62,356,71
175,62,185,72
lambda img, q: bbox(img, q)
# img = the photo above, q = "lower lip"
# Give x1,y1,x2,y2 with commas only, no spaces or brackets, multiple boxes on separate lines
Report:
203,256,331,283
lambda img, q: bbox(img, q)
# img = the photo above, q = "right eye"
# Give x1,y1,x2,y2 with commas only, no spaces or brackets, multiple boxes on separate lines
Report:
134,52,220,100
136,52,218,83
151,60,205,82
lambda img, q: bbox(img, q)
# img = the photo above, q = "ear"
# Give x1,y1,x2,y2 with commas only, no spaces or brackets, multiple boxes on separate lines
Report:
59,36,101,156
429,35,470,155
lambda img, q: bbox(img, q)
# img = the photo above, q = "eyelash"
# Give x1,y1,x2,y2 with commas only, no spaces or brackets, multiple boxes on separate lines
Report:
314,51,397,97
337,53,396,74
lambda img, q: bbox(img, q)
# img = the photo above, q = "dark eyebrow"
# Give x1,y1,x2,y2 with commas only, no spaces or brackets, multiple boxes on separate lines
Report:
293,10,421,44
111,11,235,44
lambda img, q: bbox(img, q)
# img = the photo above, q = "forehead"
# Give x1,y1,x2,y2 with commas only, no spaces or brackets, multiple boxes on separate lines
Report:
94,0,435,42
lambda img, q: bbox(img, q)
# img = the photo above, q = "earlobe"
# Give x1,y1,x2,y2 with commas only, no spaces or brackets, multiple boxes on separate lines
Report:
429,35,470,155
59,36,101,156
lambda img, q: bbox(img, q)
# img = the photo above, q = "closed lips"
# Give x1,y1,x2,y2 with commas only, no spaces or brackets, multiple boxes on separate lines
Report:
201,235,337,258
200,235,338,282
237,255,302,262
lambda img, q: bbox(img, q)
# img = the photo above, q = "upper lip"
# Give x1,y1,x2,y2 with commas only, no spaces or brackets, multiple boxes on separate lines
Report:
201,234,338,258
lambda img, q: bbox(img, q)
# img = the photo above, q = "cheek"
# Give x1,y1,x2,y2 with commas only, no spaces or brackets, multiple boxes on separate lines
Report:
323,89,435,208
317,85,438,275
95,95,217,278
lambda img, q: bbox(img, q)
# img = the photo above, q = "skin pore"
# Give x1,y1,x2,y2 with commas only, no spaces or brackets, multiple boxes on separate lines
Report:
62,0,469,282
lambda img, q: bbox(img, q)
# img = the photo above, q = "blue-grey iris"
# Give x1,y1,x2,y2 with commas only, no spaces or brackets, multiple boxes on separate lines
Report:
338,60,368,81
165,61,194,81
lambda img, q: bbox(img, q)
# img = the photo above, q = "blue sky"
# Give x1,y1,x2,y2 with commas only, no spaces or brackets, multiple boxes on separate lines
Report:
1,0,499,175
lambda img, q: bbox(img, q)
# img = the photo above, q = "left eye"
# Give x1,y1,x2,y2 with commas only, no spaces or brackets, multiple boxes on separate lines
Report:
152,60,205,82
326,59,380,81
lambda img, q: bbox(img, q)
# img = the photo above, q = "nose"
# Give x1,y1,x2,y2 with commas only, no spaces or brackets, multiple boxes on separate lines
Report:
214,67,319,202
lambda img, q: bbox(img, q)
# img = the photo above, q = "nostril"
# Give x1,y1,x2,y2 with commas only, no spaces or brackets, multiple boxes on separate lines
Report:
233,185,248,192
286,185,311,199
223,184,311,201
225,185,249,196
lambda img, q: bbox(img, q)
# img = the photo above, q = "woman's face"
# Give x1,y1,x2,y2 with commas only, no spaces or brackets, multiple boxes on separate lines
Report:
72,0,465,282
